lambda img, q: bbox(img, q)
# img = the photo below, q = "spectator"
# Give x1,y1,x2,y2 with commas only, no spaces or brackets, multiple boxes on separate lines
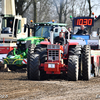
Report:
65,27,73,39
44,38,48,41
76,25,87,35
54,32,64,45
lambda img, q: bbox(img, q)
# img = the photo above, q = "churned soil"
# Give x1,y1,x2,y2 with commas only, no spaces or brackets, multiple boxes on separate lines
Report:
0,71,100,100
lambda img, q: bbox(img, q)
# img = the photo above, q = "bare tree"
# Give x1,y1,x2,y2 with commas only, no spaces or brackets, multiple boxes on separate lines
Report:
86,0,100,17
0,0,1,7
16,0,100,24
53,0,68,23
33,0,37,23
87,0,92,17
15,0,33,16
37,0,52,22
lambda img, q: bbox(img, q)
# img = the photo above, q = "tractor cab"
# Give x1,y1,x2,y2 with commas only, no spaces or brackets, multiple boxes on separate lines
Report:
1,16,14,34
0,15,27,40
34,24,51,38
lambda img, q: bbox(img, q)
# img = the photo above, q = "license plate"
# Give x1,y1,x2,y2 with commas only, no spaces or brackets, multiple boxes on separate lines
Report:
48,64,55,68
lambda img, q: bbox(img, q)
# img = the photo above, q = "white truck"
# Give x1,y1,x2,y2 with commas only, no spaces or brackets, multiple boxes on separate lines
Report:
0,0,27,69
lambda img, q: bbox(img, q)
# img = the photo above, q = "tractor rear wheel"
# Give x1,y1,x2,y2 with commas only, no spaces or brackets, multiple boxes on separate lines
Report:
82,45,91,80
68,55,79,81
27,44,35,79
28,54,40,80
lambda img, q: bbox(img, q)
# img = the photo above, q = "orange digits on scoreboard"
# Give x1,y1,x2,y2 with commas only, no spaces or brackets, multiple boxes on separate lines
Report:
84,19,87,25
88,19,92,25
76,19,92,26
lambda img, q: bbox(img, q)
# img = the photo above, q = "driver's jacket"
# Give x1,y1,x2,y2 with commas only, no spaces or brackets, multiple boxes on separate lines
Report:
76,29,87,35
54,36,64,45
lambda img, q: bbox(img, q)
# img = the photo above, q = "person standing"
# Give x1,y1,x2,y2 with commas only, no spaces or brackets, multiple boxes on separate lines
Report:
65,27,73,39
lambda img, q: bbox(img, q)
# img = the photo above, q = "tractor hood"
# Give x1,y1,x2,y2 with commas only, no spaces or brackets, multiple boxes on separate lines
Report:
17,36,44,45
17,36,44,41
7,55,22,59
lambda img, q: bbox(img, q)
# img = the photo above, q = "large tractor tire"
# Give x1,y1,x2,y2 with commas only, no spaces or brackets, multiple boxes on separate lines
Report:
34,44,47,54
34,44,47,80
69,45,82,79
35,44,47,80
40,50,47,63
69,45,81,56
68,55,79,81
40,50,48,80
28,54,40,80
27,44,35,79
27,44,47,80
82,45,91,80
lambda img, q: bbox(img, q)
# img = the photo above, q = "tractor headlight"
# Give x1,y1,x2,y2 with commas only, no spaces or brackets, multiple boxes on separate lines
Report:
48,56,52,60
21,41,26,44
55,56,59,60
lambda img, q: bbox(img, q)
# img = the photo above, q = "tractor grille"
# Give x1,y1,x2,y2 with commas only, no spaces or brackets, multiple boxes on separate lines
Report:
7,59,16,64
48,50,59,61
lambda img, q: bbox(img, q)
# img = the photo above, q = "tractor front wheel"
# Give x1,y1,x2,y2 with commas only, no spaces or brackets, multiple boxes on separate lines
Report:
40,50,48,80
27,44,35,79
68,55,79,81
82,45,91,80
28,54,40,80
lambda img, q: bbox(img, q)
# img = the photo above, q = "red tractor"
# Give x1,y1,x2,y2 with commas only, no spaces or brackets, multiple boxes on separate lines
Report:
27,26,99,81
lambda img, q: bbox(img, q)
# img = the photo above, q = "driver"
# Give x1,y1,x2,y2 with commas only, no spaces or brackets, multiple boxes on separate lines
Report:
9,20,13,32
76,25,87,35
44,38,48,41
54,32,64,45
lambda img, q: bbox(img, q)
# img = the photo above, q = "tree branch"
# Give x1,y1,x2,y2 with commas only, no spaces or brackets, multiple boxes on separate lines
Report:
21,0,32,15
53,0,59,15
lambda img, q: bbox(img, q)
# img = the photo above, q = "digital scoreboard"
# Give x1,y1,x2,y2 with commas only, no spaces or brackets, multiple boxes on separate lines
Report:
73,17,94,27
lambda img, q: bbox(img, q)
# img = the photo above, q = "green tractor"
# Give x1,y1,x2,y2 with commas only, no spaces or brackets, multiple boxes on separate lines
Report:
3,21,67,71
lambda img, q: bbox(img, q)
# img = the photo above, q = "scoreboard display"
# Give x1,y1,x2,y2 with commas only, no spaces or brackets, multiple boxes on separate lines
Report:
73,17,94,27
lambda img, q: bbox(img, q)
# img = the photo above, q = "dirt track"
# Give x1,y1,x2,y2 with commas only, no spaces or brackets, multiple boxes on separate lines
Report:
0,71,100,100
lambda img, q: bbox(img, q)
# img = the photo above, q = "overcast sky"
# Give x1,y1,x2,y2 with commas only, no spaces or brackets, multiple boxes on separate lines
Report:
0,0,100,17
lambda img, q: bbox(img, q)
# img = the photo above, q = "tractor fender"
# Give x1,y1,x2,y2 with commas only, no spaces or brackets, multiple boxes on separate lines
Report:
69,42,79,46
40,41,51,45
